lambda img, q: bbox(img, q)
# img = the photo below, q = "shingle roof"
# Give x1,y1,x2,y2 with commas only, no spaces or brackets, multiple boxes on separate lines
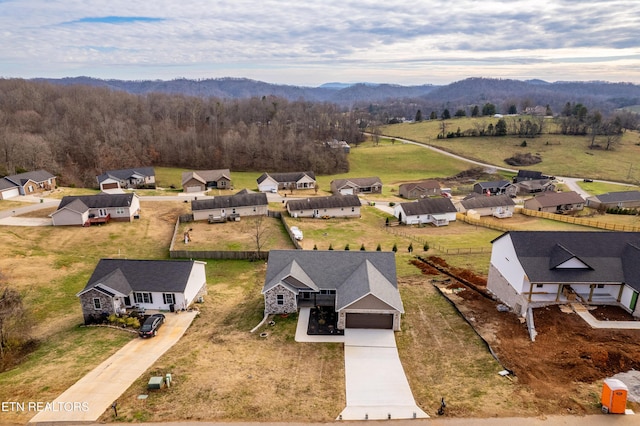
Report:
0,178,19,191
5,169,55,185
495,231,640,291
97,167,155,183
593,191,640,203
331,177,382,190
286,195,361,210
257,171,315,184
461,194,515,210
181,169,231,186
525,191,584,207
79,259,200,294
262,250,403,312
475,180,511,189
58,193,136,210
398,197,457,216
191,191,267,210
399,180,440,191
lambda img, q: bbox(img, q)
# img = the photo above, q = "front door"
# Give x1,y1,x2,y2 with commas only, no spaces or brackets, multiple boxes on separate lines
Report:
631,291,639,312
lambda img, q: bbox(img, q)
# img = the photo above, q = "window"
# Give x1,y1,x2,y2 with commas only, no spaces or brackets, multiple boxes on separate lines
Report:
134,292,153,304
116,207,125,214
320,290,336,295
93,298,101,310
276,294,284,305
536,284,543,288
596,284,605,289
163,293,175,304
351,207,355,212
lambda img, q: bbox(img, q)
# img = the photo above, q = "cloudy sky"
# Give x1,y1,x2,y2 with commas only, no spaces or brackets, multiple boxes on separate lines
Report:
1,0,639,86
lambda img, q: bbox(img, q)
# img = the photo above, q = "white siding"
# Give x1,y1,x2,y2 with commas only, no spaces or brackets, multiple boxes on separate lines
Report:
489,234,528,294
183,261,207,306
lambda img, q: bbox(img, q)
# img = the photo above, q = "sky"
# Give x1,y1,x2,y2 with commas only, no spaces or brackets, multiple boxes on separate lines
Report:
1,0,640,87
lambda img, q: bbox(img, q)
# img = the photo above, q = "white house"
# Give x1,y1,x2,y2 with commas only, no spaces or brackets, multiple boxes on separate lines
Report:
51,193,141,226
394,197,457,226
77,259,207,324
487,231,640,317
257,171,316,192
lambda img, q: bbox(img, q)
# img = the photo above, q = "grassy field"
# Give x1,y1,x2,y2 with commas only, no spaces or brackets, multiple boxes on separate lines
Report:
380,118,640,184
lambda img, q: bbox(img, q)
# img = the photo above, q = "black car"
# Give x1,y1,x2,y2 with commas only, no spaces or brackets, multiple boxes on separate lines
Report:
139,314,165,338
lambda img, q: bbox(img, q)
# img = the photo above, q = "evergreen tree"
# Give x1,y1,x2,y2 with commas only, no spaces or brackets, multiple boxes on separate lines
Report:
495,118,508,136
376,243,382,251
415,109,423,122
471,105,480,117
442,109,451,119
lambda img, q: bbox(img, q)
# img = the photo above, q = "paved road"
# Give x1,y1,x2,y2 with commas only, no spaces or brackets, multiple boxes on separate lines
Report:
29,311,198,424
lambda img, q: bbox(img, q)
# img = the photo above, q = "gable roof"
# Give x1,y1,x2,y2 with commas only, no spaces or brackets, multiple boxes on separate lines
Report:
78,259,201,295
331,177,382,190
398,197,457,216
593,191,640,203
525,191,584,207
257,171,315,184
97,167,155,183
287,195,361,211
182,169,231,186
5,169,55,186
262,250,403,312
475,180,512,189
399,180,441,191
191,191,267,211
461,194,516,210
516,170,545,180
0,178,20,191
57,193,137,210
494,231,640,290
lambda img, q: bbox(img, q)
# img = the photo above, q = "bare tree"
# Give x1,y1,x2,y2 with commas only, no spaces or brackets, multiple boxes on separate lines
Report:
245,216,271,258
0,287,30,359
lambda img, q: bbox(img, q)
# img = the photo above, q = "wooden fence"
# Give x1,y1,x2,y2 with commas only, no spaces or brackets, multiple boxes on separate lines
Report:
520,208,640,232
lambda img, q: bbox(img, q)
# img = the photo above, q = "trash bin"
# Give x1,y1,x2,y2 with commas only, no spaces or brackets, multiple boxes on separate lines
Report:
601,378,628,414
169,303,175,312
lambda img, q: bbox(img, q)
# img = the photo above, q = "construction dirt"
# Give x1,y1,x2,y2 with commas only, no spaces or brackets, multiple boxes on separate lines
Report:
412,257,640,414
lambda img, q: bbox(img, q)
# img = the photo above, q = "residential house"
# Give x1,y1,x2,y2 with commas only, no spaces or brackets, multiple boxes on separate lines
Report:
96,167,156,191
0,169,56,199
523,191,585,213
77,259,207,324
191,190,268,221
487,231,640,317
394,197,457,226
512,170,551,183
51,193,141,226
325,139,351,153
515,179,556,194
398,180,441,199
459,194,516,218
473,180,517,197
181,169,232,192
262,250,404,330
256,171,316,192
330,177,382,195
286,195,361,218
586,191,640,210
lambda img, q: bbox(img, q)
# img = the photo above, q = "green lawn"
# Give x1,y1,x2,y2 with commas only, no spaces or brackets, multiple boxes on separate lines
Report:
380,119,640,184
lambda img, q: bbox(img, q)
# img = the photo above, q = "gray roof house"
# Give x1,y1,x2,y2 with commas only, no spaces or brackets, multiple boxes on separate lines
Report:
0,169,57,199
286,195,361,218
77,259,207,324
488,231,640,317
182,169,232,192
96,167,156,191
398,180,441,199
262,250,404,330
330,177,382,195
257,171,316,192
393,197,457,226
191,190,268,221
473,180,517,197
459,194,516,218
586,191,640,210
51,193,141,226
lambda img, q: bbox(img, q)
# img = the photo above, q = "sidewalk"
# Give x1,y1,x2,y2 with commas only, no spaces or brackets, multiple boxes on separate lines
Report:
572,304,640,329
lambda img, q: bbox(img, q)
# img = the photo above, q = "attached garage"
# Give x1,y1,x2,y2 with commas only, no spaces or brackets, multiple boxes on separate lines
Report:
101,182,119,190
346,313,394,329
0,187,20,200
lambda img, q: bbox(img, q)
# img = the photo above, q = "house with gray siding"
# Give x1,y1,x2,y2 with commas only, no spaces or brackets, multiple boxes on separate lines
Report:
182,169,232,192
97,167,155,191
330,177,382,195
51,193,141,226
191,190,268,221
262,250,404,331
459,194,516,218
523,191,585,213
586,191,640,210
257,171,316,192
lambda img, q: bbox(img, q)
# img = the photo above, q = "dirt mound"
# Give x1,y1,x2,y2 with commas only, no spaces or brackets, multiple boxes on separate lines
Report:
412,260,640,414
504,152,542,166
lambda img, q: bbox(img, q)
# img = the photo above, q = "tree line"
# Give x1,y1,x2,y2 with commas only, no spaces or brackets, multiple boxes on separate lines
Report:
0,79,361,187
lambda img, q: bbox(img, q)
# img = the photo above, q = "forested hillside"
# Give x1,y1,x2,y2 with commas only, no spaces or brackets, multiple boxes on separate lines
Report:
0,80,357,187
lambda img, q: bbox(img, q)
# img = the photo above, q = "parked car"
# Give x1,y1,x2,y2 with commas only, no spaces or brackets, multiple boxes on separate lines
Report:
290,226,303,240
139,313,165,338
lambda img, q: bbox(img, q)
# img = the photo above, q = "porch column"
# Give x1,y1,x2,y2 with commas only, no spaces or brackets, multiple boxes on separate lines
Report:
588,284,594,302
528,282,534,302
617,284,625,303
556,284,563,302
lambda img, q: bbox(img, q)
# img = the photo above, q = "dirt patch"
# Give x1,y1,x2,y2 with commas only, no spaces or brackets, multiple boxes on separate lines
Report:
590,305,640,322
413,258,640,415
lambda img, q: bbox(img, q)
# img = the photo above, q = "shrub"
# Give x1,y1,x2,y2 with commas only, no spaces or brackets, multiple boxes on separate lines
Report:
423,242,429,251
360,243,365,251
392,243,398,252
376,243,382,251
313,244,318,250
388,202,395,207
344,244,350,251
328,244,334,250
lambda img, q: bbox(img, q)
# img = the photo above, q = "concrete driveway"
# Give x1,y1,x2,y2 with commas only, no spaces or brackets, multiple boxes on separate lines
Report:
338,329,429,421
29,311,198,424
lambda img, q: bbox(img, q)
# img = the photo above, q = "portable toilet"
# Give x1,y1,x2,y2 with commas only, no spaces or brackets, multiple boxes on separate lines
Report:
601,378,628,414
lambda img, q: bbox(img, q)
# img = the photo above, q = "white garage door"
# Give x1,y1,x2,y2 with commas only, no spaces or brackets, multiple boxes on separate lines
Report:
0,188,20,199
340,188,354,195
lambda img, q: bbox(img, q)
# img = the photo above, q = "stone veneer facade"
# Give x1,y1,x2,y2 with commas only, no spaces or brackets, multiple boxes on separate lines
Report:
80,288,116,324
264,285,297,314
